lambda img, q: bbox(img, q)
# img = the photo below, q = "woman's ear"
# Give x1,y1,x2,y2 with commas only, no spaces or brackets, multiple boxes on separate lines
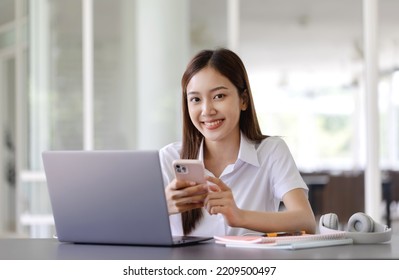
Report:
240,90,249,111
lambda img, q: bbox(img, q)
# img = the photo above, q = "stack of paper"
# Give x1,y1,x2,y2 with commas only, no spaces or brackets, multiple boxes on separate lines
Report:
214,233,353,250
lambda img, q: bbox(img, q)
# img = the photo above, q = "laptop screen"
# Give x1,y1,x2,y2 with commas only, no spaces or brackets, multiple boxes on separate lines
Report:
43,150,176,245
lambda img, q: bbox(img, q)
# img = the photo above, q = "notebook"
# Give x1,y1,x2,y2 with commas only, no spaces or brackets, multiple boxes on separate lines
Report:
42,150,212,246
214,232,352,250
220,238,353,250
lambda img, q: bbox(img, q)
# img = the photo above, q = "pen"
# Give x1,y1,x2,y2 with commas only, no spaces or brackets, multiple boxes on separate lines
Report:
265,230,306,237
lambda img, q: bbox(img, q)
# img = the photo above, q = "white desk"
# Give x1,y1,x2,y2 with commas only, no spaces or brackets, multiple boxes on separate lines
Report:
1,235,399,260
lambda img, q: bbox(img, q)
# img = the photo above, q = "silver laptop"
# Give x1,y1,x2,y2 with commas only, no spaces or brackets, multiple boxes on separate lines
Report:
42,150,211,246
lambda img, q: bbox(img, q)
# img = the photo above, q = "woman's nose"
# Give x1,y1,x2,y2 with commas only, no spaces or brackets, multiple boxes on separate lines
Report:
201,100,216,116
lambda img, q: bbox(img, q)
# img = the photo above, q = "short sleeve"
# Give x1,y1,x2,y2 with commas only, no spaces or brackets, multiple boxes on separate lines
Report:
265,138,308,200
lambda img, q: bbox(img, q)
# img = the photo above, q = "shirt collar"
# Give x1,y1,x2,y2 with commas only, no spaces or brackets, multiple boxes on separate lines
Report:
237,132,260,167
198,132,260,167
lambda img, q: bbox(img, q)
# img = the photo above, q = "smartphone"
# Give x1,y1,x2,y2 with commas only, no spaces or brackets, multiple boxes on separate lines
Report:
173,159,206,184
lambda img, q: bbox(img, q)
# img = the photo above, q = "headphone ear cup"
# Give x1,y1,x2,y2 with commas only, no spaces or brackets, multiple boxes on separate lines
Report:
320,212,392,244
347,212,374,232
321,213,339,230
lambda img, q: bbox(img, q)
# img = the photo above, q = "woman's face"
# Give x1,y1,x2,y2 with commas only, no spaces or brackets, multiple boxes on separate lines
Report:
186,66,247,143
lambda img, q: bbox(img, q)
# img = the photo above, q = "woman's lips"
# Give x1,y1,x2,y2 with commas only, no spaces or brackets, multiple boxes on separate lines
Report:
202,119,224,130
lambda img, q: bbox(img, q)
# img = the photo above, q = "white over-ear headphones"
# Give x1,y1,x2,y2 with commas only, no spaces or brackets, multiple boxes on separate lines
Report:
319,212,392,244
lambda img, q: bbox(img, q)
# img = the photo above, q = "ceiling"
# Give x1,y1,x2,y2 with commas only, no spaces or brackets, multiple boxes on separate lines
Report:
1,0,399,76
191,0,399,75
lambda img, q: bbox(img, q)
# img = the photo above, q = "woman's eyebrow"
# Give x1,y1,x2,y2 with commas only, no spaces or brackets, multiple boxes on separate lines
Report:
187,86,229,95
209,86,228,93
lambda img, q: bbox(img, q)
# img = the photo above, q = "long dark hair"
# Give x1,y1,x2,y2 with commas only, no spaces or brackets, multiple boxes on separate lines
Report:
180,48,267,234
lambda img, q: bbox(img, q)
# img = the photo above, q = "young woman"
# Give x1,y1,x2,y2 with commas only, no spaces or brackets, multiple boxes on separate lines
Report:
160,48,316,237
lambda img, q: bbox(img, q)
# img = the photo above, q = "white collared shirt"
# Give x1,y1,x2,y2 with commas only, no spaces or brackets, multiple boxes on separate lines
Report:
159,133,308,236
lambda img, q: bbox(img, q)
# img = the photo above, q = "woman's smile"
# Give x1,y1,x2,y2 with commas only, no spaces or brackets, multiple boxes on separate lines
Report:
202,119,224,130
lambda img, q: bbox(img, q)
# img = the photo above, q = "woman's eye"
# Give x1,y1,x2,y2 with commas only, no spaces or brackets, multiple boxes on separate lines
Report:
214,93,225,100
189,97,200,103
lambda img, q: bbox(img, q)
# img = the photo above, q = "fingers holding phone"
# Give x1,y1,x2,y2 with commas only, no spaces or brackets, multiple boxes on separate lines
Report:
173,160,206,184
165,160,208,215
173,159,208,198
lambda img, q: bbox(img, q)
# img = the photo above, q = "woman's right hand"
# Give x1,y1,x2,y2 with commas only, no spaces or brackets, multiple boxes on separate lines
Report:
165,178,209,215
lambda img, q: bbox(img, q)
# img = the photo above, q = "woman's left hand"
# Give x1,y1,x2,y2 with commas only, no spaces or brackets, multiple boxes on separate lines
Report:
204,176,244,227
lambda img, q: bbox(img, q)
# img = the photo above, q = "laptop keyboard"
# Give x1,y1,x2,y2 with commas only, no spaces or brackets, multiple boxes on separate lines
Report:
173,236,212,244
